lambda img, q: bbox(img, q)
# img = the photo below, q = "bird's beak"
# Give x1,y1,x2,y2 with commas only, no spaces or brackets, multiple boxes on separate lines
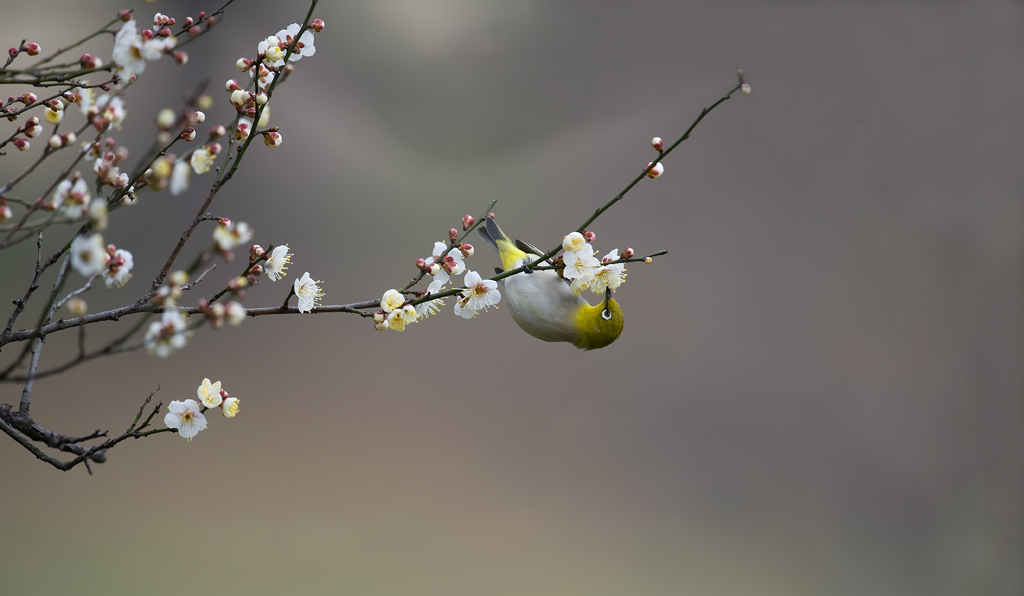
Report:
604,287,612,306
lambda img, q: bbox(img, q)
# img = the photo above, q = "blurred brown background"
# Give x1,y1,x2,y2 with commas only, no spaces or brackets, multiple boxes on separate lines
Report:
2,1,1022,594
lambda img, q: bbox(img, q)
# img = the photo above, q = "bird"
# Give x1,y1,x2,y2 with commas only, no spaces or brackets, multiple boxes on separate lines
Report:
478,215,624,350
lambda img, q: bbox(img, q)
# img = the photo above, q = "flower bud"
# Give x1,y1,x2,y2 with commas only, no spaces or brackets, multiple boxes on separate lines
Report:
255,92,268,105
427,262,440,276
225,78,241,92
180,127,196,141
263,131,282,147
462,214,475,230
62,132,76,145
48,134,62,149
644,256,653,264
741,83,751,95
621,247,634,259
184,17,194,28
646,162,664,178
309,19,326,32
459,243,474,257
13,138,29,151
173,51,188,65
192,111,205,124
248,264,264,276
374,320,390,331
229,89,248,107
20,92,36,106
449,228,459,244
250,244,265,261
210,124,226,138
221,397,240,417
8,47,17,59
651,136,664,152
415,257,428,271
156,108,176,130
24,43,40,56
66,297,87,316
235,57,251,72
373,310,386,324
583,230,596,243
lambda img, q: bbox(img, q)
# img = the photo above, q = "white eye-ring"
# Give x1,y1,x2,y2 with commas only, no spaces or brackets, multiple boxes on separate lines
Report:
601,309,612,321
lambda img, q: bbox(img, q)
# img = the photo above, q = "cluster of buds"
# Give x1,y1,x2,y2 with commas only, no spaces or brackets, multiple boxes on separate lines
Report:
48,131,77,149
8,42,41,59
225,79,268,120
154,270,189,306
373,289,419,332
196,298,246,329
12,115,41,151
93,143,131,188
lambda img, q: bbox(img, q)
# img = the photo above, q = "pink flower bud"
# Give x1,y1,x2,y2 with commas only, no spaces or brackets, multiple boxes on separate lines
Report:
173,51,188,65
235,57,251,72
263,131,282,147
415,257,427,271
192,111,205,124
48,134,62,149
210,125,226,138
651,136,664,152
0,202,12,221
646,162,664,178
462,214,475,230
644,256,653,264
180,127,196,141
189,26,201,37
20,93,36,106
184,17,194,28
459,243,474,257
449,228,459,243
8,47,17,58
62,132,76,145
427,262,440,276
584,230,596,243
250,245,265,260
621,247,634,259
373,310,386,324
24,43,40,56
158,27,172,38
13,138,29,151
248,264,264,276
225,79,241,92
309,19,325,32
118,10,132,21
217,217,231,227
141,29,154,40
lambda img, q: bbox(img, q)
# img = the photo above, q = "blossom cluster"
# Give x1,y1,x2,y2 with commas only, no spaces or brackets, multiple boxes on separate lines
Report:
558,231,627,296
374,215,503,331
164,378,241,440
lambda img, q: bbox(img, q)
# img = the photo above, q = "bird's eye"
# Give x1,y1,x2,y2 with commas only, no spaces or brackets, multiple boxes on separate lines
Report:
601,308,612,321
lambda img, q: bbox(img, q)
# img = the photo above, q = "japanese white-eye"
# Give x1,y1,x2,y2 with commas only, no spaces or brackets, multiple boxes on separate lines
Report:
478,216,624,350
